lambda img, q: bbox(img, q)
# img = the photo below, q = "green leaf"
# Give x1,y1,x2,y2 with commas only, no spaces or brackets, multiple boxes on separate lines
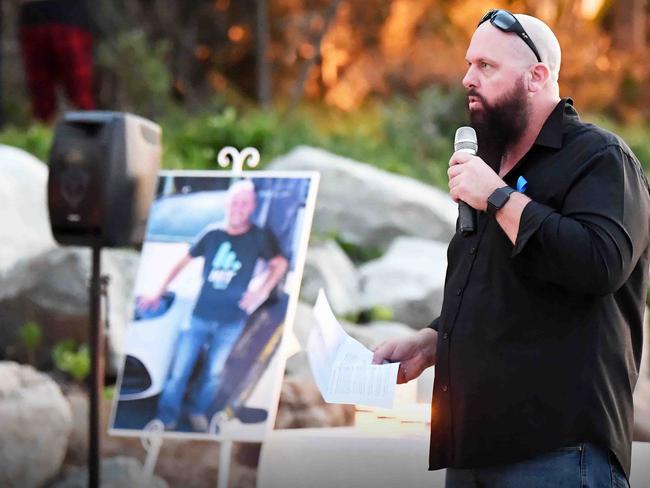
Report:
19,322,42,350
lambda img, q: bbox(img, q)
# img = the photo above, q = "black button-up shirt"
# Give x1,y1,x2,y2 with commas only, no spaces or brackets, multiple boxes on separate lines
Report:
428,99,650,478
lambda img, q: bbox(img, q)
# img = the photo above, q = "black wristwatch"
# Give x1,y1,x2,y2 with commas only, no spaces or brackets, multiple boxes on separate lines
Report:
487,186,516,217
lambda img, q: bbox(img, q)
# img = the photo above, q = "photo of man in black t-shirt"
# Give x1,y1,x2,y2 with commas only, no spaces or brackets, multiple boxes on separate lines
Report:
139,179,288,432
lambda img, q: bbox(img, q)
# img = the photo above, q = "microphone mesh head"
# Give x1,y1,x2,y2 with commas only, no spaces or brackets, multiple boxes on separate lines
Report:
454,126,478,153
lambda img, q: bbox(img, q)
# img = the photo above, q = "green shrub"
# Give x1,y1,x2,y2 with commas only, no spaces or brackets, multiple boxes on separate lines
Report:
381,86,468,187
0,90,648,196
163,106,279,169
333,236,383,265
0,125,52,162
368,305,394,322
52,340,91,383
104,385,116,400
95,29,173,119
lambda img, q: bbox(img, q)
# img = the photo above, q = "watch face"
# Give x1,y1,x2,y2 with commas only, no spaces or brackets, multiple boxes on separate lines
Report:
492,190,509,207
488,187,513,216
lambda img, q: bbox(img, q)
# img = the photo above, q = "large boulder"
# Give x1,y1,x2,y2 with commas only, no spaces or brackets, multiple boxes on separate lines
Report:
0,145,55,273
268,146,456,250
51,457,168,488
359,237,448,328
0,362,71,488
300,239,361,316
0,247,139,370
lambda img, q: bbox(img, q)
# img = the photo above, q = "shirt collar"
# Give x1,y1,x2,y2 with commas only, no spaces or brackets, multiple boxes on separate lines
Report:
534,98,576,149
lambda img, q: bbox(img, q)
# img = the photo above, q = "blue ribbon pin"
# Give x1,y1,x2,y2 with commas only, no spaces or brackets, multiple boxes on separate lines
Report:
516,176,528,193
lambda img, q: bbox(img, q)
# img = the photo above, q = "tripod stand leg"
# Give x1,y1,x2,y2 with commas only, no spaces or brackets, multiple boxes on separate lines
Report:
88,243,104,488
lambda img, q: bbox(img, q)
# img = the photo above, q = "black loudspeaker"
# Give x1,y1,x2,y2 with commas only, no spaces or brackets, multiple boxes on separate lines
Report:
48,111,161,247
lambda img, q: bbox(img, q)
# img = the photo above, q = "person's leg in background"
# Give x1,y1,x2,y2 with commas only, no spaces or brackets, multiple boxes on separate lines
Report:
19,23,57,123
53,23,95,111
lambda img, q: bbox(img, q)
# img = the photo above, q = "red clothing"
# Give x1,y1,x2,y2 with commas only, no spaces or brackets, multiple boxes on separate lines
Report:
20,22,94,122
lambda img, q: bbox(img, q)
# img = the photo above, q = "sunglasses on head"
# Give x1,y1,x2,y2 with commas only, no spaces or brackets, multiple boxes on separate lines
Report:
478,9,542,63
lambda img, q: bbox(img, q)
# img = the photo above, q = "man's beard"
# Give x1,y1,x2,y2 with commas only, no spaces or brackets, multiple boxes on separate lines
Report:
468,78,529,172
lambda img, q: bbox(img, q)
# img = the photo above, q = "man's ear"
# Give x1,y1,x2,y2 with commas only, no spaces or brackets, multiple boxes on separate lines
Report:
527,63,551,93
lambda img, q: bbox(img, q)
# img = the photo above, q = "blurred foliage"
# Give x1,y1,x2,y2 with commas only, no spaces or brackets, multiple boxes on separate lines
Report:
19,321,42,350
356,305,395,324
1,0,649,126
331,234,384,264
104,385,116,400
1,88,650,193
95,30,173,119
163,105,280,169
163,86,469,187
368,305,394,322
52,340,91,383
381,86,468,185
344,305,393,324
19,321,42,366
0,125,52,162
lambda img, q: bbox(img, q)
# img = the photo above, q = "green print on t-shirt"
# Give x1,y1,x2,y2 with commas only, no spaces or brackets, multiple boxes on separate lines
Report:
208,241,242,289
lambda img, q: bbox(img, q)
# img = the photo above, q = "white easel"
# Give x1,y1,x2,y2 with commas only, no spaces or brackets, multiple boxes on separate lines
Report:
139,146,260,488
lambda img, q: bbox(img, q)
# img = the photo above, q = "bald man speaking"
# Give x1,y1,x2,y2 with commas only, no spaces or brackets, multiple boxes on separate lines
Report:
373,10,649,487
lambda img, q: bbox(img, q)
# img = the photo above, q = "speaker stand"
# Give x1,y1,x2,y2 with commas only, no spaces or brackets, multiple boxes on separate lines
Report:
89,242,104,488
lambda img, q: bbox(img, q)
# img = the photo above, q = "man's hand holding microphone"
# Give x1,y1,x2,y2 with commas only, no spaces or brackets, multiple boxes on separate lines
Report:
448,151,507,211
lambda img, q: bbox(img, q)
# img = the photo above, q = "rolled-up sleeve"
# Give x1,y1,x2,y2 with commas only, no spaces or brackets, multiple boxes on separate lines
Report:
511,145,649,296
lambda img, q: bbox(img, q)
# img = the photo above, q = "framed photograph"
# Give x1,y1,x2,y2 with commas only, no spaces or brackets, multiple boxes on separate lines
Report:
109,170,319,442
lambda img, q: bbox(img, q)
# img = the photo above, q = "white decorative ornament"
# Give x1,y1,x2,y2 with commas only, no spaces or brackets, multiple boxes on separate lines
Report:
217,146,260,175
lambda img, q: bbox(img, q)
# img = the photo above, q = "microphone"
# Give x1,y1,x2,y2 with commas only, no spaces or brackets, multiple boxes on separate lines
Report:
454,127,478,236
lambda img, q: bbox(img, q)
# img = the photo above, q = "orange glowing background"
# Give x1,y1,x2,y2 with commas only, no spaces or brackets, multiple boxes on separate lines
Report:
197,0,646,121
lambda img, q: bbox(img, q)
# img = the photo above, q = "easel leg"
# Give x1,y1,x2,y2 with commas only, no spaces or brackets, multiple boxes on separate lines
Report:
140,420,164,487
218,440,233,488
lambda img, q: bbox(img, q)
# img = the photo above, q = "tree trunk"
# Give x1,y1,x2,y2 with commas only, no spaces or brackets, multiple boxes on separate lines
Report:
611,0,647,51
255,0,271,107
287,0,342,113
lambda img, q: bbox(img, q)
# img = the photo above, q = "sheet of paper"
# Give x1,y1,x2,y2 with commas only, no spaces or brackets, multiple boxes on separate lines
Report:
307,289,399,408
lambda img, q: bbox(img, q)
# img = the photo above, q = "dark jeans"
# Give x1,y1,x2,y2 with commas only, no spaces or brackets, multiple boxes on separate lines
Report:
445,443,629,488
157,315,245,425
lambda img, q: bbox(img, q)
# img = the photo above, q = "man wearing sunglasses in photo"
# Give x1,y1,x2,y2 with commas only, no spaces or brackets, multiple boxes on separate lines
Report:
373,9,650,488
